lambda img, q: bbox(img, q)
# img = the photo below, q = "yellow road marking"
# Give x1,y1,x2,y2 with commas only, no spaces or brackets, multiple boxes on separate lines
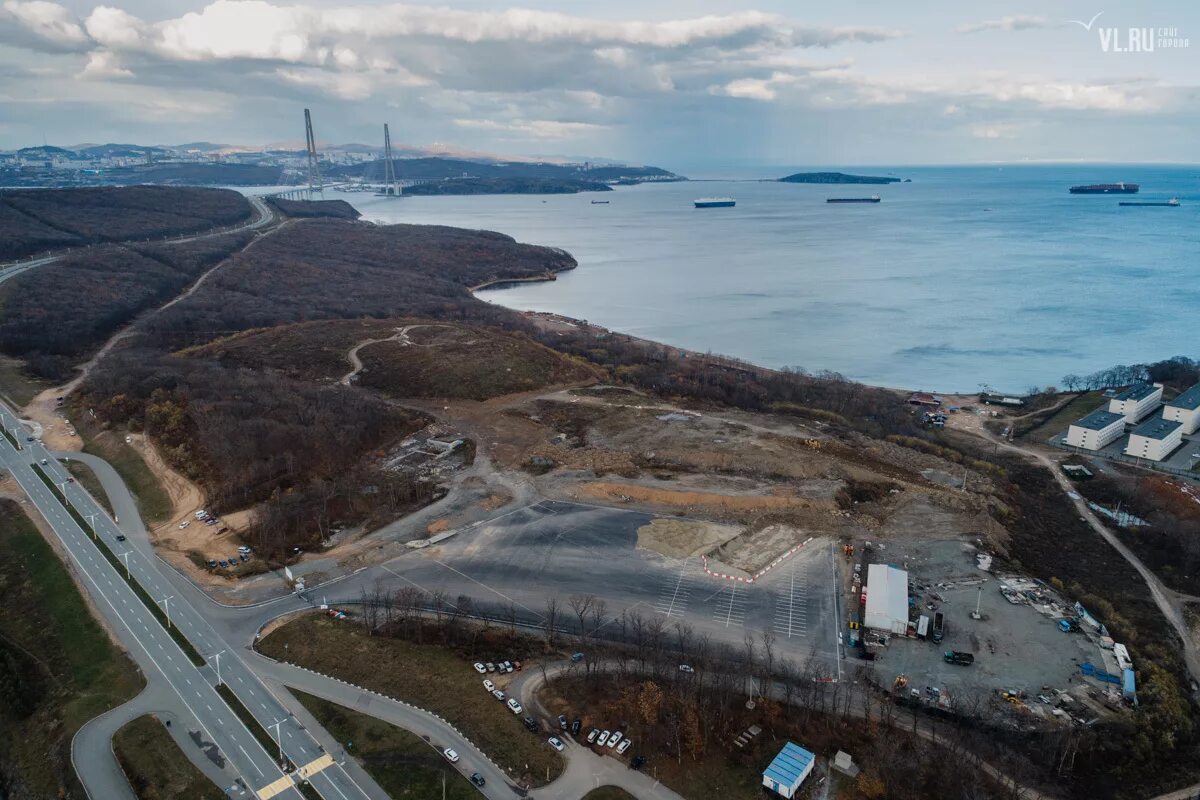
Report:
296,754,335,780
256,775,295,799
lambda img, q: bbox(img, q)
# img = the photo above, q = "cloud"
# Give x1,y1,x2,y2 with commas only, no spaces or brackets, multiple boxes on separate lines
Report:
969,123,1019,139
1,0,88,49
78,49,131,79
453,118,608,139
957,15,1049,34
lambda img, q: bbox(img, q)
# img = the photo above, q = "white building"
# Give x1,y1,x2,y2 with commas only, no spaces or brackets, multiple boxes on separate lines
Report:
864,564,909,635
1108,382,1163,423
1163,383,1200,435
1065,409,1125,451
1125,417,1183,462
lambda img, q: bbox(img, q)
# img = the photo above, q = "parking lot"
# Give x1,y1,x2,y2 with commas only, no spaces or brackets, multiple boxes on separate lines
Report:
355,500,841,671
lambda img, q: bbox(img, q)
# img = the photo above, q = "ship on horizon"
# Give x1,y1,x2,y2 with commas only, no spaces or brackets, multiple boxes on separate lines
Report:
827,196,881,204
1119,198,1180,207
1069,183,1139,194
694,197,735,208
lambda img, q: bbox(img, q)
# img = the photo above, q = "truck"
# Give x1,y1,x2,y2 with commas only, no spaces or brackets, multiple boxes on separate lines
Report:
943,650,975,666
931,612,945,643
916,615,930,639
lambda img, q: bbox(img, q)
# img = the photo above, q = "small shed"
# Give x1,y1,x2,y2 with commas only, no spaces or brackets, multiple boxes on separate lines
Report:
762,742,815,798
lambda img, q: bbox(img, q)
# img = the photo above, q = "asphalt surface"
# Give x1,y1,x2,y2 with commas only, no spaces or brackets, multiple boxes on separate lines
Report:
0,400,376,800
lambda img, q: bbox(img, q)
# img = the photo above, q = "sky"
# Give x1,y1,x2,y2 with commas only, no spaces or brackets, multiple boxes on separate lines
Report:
1,0,1198,169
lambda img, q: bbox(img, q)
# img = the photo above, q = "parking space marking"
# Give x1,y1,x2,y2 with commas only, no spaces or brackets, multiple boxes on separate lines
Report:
713,584,746,627
773,555,810,638
655,558,693,618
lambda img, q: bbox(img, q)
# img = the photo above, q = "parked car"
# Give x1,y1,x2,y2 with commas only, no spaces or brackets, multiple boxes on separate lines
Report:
207,560,218,568
179,520,190,529
483,679,495,692
507,698,523,715
678,664,695,673
470,773,485,787
548,737,565,752
597,731,610,747
557,714,568,730
513,660,523,671
586,729,599,743
473,662,487,674
442,748,459,763
617,739,633,755
608,732,623,749
485,662,496,672
491,689,505,701
571,718,581,735
523,716,539,732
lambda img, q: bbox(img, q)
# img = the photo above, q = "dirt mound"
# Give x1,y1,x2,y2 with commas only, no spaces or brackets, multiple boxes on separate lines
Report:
577,481,815,518
636,518,741,559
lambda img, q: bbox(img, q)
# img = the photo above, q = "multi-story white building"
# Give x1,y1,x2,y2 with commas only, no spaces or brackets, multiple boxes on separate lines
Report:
1125,417,1183,462
1066,409,1126,451
1108,382,1163,423
1162,383,1200,435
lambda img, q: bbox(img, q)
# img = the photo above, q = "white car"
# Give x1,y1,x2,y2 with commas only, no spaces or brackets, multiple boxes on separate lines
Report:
596,731,610,747
473,662,487,674
616,739,632,755
443,748,459,763
507,698,523,714
492,689,505,701
678,664,694,673
195,510,206,519
485,662,496,672
608,731,623,749
179,520,190,529
586,729,599,743
483,679,495,692
548,737,565,752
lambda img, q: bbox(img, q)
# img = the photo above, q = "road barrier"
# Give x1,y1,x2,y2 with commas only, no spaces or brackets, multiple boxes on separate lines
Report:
699,537,814,584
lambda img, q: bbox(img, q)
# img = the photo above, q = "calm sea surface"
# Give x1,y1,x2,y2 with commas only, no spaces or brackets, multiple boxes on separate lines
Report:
337,165,1198,393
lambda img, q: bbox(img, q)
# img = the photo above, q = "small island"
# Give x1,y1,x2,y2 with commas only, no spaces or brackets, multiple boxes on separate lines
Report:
779,171,905,185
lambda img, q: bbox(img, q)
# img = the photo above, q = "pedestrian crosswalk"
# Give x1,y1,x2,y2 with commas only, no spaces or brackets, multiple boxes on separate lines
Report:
772,555,810,638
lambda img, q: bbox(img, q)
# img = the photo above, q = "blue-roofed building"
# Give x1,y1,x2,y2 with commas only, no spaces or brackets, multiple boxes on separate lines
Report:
762,742,815,798
1065,409,1125,451
1108,382,1163,423
1163,382,1200,434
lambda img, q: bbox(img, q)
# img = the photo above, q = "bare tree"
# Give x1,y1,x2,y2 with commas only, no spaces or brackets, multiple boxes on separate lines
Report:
543,597,561,650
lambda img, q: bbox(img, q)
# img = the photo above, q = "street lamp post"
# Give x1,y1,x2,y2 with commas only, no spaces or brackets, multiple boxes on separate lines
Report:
211,650,226,686
269,720,286,764
87,513,97,538
160,596,174,628
120,551,131,579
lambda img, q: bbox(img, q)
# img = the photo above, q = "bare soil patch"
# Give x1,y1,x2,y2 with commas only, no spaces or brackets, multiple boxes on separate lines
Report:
635,518,741,559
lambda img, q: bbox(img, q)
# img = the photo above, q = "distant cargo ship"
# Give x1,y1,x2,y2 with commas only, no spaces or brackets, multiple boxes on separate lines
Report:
827,196,881,204
1069,183,1139,194
1120,198,1180,207
694,197,735,208
590,200,610,204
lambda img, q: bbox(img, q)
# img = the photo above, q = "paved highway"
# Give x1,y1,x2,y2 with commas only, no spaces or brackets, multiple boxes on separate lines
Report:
0,401,375,800
0,195,276,286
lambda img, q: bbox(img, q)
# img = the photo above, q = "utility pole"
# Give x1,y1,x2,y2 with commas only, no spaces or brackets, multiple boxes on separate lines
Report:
303,108,324,201
120,551,131,579
160,595,174,628
87,513,97,538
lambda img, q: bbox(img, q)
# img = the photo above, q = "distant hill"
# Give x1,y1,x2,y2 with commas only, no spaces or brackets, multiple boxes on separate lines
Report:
76,143,172,159
779,171,904,185
401,177,613,196
100,162,285,186
17,145,76,158
330,156,681,183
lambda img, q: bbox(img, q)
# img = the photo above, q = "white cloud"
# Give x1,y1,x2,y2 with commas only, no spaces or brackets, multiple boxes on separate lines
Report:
84,6,144,48
713,71,801,101
78,49,131,79
969,123,1018,139
1,0,87,47
453,118,608,139
957,15,1049,35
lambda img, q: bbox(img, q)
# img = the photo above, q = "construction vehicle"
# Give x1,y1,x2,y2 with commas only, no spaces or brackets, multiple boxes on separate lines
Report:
943,651,975,666
893,674,909,692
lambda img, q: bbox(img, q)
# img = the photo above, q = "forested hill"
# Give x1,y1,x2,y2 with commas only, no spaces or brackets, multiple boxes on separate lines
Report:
0,186,252,261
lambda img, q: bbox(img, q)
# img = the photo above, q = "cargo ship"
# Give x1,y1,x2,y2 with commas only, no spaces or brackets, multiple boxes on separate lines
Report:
827,196,881,204
694,197,735,208
1119,198,1180,207
1069,183,1139,194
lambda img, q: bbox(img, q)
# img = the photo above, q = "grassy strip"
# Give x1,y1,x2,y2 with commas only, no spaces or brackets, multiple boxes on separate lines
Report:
66,460,115,516
31,463,205,667
0,500,144,798
213,684,320,800
290,690,480,799
258,616,564,787
2,424,19,449
80,430,172,524
112,715,225,800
